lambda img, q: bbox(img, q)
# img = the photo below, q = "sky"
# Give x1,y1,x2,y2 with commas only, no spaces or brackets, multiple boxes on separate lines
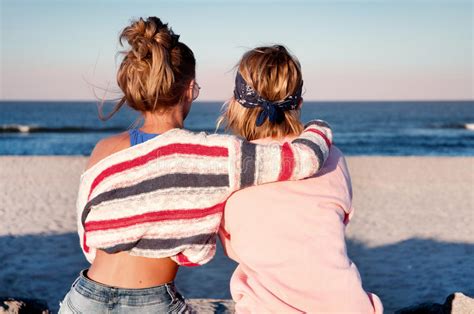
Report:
0,0,472,101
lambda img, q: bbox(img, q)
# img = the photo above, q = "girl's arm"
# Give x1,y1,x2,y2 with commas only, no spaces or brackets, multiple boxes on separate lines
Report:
229,120,332,190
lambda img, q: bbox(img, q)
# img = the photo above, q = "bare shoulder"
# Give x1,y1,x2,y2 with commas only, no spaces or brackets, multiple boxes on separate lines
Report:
86,131,130,170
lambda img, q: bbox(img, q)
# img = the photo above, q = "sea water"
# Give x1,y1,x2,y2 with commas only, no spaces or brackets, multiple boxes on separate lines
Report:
1,100,473,155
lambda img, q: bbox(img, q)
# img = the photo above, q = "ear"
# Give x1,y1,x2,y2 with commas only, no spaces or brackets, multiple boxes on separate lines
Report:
184,79,195,103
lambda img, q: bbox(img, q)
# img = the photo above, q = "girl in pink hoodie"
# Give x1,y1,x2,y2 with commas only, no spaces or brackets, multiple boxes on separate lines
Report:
218,45,383,313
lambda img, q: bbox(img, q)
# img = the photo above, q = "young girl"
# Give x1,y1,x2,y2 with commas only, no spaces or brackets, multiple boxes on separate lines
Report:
59,18,332,313
218,45,384,313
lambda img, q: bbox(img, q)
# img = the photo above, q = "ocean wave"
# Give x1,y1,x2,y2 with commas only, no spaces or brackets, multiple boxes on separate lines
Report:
430,123,474,131
0,124,123,133
0,124,219,134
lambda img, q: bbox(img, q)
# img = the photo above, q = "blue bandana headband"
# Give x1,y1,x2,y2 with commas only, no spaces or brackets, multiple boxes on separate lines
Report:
233,71,303,126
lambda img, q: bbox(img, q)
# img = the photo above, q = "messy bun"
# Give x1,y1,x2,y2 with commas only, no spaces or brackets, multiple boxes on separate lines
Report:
103,17,196,119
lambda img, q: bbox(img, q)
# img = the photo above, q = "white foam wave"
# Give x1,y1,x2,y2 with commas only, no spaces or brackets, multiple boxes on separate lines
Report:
465,123,474,131
1,124,37,133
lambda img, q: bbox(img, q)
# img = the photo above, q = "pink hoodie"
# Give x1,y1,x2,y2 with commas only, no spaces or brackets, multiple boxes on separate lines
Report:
219,140,383,313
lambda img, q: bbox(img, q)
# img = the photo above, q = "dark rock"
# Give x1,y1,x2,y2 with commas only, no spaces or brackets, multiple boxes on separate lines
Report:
0,298,50,314
187,299,235,313
395,302,447,314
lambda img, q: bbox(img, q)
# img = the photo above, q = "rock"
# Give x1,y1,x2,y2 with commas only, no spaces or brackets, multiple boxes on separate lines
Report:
187,299,235,313
1,297,234,313
395,292,473,314
0,298,50,314
446,293,474,314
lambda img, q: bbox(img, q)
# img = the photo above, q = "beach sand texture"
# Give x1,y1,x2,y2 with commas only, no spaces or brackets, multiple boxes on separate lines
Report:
0,156,473,313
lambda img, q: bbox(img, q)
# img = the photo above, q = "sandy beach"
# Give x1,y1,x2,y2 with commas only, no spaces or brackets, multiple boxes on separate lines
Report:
0,156,473,313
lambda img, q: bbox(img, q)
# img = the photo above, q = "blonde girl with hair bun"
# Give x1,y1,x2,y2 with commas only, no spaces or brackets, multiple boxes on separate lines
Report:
59,19,333,313
218,45,384,313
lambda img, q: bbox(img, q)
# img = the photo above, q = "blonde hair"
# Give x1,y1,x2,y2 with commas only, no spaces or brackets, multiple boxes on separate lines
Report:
218,45,304,140
100,17,196,120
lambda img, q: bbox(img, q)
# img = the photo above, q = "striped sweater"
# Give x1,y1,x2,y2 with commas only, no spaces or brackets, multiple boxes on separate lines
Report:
76,120,332,266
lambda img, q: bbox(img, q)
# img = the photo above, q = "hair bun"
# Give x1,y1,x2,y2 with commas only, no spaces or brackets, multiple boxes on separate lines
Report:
114,16,195,116
120,17,180,60
147,17,180,48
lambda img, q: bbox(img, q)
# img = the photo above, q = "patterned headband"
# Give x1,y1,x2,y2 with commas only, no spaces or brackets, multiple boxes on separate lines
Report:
233,71,303,126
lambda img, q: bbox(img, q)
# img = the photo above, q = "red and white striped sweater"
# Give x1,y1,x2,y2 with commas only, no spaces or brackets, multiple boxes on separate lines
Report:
76,121,332,266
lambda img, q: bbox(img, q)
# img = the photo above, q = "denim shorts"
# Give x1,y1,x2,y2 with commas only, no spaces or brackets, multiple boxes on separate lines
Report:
59,270,189,313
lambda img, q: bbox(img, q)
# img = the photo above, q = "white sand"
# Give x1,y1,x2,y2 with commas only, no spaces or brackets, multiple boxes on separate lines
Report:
0,156,473,313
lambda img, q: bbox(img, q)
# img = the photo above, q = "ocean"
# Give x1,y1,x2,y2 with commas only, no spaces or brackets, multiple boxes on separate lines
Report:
1,100,473,156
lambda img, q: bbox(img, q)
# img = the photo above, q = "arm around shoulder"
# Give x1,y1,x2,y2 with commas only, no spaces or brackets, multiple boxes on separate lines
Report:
227,119,333,189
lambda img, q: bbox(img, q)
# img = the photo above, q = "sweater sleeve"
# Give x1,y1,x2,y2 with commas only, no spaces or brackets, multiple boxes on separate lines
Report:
228,119,332,190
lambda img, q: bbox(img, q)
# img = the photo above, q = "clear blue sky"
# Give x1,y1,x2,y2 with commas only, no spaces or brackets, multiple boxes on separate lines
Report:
1,0,472,101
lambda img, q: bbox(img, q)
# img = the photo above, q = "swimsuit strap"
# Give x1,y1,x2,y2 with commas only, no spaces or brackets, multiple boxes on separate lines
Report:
128,129,159,146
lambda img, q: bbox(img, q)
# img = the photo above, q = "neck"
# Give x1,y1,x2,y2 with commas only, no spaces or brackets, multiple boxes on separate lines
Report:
140,107,184,134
